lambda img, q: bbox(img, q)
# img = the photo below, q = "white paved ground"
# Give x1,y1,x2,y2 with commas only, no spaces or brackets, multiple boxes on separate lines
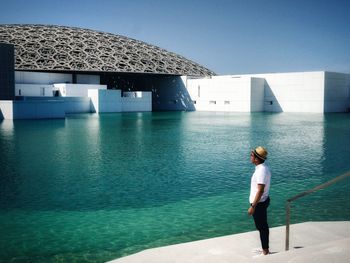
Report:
108,221,350,263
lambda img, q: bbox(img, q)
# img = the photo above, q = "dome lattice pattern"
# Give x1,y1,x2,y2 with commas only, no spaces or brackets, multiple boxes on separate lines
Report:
0,24,215,76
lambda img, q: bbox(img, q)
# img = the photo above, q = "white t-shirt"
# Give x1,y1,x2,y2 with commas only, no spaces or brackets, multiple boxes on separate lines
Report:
249,163,271,203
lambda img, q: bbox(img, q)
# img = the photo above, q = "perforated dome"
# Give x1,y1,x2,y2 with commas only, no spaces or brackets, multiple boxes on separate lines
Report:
0,24,215,76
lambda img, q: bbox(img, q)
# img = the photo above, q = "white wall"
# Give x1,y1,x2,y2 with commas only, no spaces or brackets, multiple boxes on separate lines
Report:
324,72,350,112
15,71,72,84
88,90,152,113
89,89,122,113
53,83,107,97
15,84,53,97
122,92,152,112
0,100,13,119
187,76,264,112
233,72,325,113
251,78,265,112
266,72,324,113
186,72,343,113
63,97,92,114
0,99,65,119
14,83,107,98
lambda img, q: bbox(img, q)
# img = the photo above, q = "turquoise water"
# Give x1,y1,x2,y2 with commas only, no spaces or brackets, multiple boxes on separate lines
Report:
0,112,350,262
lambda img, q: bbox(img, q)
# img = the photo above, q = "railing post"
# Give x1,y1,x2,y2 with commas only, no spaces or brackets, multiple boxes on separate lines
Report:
285,201,290,251
284,171,349,252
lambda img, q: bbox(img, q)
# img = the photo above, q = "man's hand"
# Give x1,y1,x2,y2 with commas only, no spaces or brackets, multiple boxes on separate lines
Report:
248,206,255,216
248,184,265,216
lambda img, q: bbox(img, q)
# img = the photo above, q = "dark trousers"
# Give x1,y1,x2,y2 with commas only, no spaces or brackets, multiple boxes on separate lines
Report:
252,197,270,249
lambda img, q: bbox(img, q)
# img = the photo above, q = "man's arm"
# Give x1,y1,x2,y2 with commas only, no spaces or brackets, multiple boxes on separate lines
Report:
248,184,265,216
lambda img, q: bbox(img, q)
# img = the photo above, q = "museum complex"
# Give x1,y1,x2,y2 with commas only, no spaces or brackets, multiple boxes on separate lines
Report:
0,24,349,119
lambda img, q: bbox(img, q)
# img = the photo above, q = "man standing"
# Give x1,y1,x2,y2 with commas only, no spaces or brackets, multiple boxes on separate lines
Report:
248,146,271,255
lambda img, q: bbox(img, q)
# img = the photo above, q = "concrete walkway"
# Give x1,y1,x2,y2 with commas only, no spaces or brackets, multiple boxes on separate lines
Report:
108,221,350,263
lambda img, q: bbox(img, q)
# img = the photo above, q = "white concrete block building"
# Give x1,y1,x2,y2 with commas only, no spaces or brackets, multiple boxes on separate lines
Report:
1,26,349,119
0,71,152,119
186,71,350,113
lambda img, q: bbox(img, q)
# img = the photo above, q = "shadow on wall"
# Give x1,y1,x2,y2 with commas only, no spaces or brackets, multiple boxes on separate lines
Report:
264,80,282,112
0,109,3,120
324,72,350,113
152,76,195,111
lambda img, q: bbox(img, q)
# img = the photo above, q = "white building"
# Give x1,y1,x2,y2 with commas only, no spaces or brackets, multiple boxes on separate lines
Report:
0,71,152,119
1,70,349,119
186,71,350,113
1,26,349,119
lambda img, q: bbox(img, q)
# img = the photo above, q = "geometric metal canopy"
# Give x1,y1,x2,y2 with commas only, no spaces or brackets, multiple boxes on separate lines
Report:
0,24,215,76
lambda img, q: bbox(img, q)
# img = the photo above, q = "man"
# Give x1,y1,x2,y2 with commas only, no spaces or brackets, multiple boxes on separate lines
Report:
248,146,271,255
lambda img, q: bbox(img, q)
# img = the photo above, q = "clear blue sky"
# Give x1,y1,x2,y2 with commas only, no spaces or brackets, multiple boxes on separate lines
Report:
1,0,349,75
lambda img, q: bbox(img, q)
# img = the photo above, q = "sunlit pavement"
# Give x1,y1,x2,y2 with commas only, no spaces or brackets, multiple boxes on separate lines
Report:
108,221,350,263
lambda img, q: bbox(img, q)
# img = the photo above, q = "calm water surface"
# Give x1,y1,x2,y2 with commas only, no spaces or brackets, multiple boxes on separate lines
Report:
1,112,350,262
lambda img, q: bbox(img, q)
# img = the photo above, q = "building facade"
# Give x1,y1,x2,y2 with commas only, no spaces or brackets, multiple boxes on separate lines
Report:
186,71,350,113
0,24,349,119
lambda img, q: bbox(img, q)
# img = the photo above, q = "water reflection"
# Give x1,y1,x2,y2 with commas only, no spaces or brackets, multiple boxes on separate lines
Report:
0,113,349,212
0,119,14,137
1,112,350,263
322,114,350,176
256,113,326,183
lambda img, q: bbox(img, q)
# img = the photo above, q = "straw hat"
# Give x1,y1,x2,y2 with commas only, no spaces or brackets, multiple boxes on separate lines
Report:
253,146,268,160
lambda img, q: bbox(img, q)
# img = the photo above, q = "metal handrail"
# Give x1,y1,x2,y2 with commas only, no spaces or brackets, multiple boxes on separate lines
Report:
285,171,350,251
